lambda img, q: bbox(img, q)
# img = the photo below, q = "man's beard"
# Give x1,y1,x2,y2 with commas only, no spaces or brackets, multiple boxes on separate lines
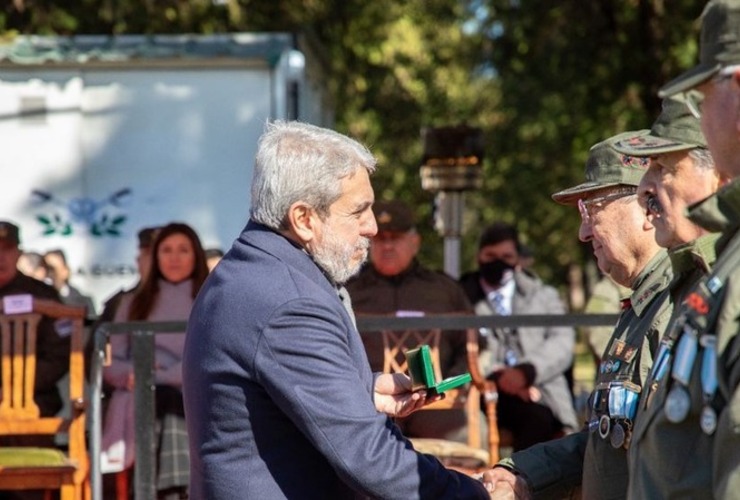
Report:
310,225,369,284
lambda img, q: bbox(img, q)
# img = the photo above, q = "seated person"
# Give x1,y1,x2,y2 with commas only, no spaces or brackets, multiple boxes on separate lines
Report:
459,221,579,450
16,250,51,283
44,248,97,319
345,200,474,443
0,221,68,443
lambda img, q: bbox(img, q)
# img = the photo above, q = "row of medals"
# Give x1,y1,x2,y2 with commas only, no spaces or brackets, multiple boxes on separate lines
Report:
598,414,631,449
664,382,717,435
663,332,718,435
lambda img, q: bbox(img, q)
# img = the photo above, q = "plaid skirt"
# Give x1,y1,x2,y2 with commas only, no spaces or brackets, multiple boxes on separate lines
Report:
155,386,190,493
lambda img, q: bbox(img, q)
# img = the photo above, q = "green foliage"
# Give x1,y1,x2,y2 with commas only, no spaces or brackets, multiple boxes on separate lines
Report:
1,0,706,296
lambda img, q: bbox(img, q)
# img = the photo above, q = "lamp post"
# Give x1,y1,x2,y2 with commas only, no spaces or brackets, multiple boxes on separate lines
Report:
419,125,484,279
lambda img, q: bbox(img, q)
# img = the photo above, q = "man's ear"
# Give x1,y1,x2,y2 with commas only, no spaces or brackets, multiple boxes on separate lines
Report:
409,232,421,253
286,201,317,245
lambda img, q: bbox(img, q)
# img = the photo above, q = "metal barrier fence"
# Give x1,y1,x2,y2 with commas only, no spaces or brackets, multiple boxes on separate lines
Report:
89,313,619,500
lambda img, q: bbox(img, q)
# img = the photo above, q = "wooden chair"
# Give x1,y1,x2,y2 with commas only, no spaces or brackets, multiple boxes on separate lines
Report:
375,321,501,473
0,298,90,500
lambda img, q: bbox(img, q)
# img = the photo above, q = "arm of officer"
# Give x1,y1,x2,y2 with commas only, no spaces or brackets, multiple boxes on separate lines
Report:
480,467,530,499
482,431,588,500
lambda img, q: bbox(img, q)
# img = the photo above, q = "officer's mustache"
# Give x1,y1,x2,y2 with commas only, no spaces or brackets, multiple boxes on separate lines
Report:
646,194,663,219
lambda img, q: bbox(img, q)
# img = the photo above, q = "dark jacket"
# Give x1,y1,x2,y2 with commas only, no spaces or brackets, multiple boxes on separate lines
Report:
629,179,740,499
0,272,67,416
182,221,488,499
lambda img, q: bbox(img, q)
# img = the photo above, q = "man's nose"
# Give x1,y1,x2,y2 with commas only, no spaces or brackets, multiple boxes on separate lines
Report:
578,220,593,243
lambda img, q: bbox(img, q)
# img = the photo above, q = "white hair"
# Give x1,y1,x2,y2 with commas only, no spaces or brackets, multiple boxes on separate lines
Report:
250,120,377,229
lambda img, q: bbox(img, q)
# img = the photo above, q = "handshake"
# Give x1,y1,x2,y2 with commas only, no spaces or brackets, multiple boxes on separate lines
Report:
473,467,531,500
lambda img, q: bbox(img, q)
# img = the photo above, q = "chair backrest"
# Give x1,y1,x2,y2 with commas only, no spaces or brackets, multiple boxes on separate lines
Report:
369,318,500,463
0,297,88,483
382,327,442,379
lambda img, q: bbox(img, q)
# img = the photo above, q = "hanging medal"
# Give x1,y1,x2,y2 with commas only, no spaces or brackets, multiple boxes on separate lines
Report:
651,337,673,384
665,324,698,423
699,335,718,435
607,381,639,448
598,414,611,439
610,421,626,448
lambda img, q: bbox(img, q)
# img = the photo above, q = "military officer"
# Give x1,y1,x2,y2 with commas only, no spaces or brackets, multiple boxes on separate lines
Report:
480,98,721,499
626,0,740,497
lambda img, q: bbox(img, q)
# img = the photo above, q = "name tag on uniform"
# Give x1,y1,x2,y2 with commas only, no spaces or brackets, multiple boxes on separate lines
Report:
3,294,33,314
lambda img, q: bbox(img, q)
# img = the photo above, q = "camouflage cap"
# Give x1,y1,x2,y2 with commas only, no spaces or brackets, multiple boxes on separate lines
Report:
373,200,416,232
660,0,740,97
551,131,650,206
612,97,707,156
0,221,20,246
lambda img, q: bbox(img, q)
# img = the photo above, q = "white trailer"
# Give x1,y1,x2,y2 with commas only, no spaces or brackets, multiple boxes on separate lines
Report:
0,33,332,310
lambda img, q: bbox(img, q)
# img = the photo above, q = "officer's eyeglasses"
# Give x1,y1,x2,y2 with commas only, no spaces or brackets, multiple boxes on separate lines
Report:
577,187,637,224
683,64,740,119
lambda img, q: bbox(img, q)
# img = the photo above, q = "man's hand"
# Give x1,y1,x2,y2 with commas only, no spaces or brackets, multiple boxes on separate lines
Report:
373,373,442,417
478,467,532,500
488,481,516,499
495,367,535,401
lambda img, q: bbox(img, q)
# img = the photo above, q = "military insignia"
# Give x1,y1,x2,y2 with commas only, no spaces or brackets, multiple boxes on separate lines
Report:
611,341,636,363
610,421,626,448
598,415,611,439
634,282,661,308
613,340,626,357
619,154,650,168
685,292,709,315
622,346,637,363
665,385,691,423
619,137,684,152
700,405,717,435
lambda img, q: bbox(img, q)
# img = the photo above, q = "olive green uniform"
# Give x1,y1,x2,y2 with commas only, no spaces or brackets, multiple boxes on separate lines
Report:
583,276,632,362
628,180,740,499
496,249,673,500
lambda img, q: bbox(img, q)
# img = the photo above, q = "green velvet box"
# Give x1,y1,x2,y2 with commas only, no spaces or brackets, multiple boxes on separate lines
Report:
405,344,471,395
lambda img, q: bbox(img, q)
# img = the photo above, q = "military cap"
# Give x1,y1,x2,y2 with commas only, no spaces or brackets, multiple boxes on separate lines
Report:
0,221,20,246
612,97,708,156
660,0,740,97
552,131,650,206
373,200,416,232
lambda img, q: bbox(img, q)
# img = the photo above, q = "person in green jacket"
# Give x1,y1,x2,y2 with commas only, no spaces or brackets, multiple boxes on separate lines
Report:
479,98,722,499
624,0,740,497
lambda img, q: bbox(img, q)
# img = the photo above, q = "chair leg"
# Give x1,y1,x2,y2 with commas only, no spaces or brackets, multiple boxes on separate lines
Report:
60,483,76,500
116,468,130,500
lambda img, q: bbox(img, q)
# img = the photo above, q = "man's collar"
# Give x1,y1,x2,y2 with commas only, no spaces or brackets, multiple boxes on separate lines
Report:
668,232,722,277
687,178,740,233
